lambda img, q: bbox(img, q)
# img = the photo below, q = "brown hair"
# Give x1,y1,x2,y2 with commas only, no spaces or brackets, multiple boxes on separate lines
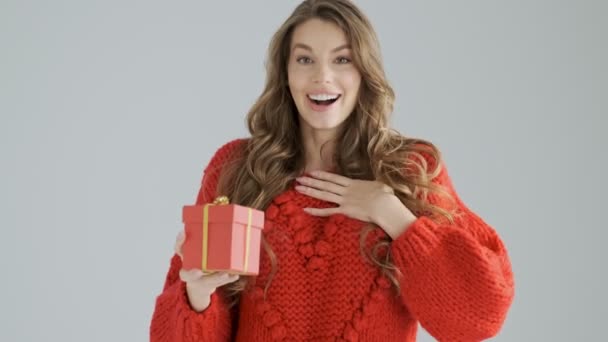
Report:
216,0,457,306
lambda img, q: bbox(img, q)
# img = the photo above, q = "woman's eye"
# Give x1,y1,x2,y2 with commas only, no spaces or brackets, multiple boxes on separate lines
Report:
296,56,312,64
295,56,351,65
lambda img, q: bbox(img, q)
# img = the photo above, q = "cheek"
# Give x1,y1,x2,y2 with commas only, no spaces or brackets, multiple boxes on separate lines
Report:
344,72,362,93
287,66,308,95
335,68,361,94
339,72,361,112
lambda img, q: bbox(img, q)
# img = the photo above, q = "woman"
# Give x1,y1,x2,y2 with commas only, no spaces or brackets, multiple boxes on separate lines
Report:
150,1,514,341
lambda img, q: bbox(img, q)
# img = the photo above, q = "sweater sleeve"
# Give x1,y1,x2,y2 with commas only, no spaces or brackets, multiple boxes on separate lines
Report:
390,161,515,341
149,139,247,342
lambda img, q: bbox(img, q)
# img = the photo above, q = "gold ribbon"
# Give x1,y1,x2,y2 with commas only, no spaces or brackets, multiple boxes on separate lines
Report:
202,196,253,273
244,208,252,271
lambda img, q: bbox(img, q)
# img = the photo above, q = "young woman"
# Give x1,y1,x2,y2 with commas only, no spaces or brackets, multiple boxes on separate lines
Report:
150,1,514,341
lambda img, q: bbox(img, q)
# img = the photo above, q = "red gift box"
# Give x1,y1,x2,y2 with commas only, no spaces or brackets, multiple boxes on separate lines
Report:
182,196,265,275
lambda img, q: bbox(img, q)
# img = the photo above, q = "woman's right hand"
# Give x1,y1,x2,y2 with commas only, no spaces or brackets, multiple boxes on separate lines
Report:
174,231,240,312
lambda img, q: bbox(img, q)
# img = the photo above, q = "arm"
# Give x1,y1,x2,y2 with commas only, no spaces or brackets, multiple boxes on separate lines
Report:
149,255,234,342
149,139,246,342
389,163,515,341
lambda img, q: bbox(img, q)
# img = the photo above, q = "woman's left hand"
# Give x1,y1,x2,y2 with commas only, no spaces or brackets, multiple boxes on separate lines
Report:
295,171,417,239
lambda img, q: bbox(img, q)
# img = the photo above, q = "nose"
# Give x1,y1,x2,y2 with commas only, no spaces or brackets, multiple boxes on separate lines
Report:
312,63,332,84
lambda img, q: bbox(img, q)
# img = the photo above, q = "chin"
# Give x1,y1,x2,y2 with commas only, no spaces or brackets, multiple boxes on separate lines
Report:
299,113,348,132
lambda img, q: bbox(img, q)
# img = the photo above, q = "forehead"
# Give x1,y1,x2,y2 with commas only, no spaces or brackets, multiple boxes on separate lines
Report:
290,18,349,49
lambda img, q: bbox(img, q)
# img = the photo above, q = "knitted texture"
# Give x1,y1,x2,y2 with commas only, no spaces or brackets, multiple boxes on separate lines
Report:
150,139,515,342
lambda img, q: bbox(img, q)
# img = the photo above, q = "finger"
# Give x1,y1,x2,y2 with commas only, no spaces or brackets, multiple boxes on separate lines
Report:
297,176,345,195
174,231,185,258
197,273,239,291
304,207,340,217
176,230,185,243
195,272,239,287
179,270,238,286
179,268,204,282
295,185,343,204
216,273,240,287
310,170,351,187
179,269,222,283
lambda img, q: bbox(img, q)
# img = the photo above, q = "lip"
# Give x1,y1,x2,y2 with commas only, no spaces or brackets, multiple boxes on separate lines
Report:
307,94,341,112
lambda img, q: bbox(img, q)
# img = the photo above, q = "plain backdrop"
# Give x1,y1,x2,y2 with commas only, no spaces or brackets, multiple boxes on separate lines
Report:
1,0,606,341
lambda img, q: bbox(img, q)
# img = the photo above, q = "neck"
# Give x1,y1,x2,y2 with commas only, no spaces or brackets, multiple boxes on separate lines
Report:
300,126,338,174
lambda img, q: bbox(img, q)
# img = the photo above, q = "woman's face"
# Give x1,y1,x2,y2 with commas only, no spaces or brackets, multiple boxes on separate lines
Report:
287,18,362,134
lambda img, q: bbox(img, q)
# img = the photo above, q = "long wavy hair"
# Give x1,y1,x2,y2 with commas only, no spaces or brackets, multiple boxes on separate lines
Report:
215,0,458,307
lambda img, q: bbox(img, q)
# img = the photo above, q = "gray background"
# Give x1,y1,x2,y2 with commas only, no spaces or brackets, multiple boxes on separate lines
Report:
1,0,606,341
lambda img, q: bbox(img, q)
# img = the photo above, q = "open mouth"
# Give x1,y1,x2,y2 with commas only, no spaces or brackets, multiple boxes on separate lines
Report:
307,94,341,107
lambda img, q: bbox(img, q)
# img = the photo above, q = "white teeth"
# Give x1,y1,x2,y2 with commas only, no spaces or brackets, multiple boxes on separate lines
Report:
308,94,339,101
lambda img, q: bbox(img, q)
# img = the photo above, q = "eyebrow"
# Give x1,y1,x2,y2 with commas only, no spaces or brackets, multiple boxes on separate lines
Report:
292,43,351,53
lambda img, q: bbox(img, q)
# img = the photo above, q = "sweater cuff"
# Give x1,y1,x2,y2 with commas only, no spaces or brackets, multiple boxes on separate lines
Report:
175,280,224,321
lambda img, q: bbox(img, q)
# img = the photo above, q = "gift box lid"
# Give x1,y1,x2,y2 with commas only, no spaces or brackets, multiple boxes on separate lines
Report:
182,204,265,228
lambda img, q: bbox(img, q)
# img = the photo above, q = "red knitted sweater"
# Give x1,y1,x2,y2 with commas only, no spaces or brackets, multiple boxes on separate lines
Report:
150,139,514,341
